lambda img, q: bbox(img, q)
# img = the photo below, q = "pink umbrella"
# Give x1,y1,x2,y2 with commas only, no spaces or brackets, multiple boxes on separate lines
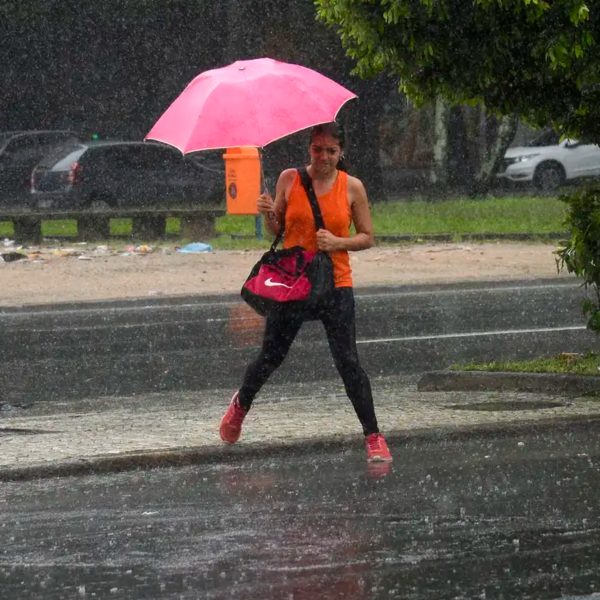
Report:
145,57,357,152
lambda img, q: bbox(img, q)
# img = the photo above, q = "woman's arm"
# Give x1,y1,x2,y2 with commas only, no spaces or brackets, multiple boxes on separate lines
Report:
257,169,295,237
316,175,375,252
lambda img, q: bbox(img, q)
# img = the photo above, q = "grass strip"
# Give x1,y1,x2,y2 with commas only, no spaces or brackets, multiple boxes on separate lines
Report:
216,195,568,238
454,352,600,376
370,196,566,235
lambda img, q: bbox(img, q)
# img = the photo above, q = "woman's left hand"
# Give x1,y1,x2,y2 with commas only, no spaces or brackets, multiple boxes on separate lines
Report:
316,229,340,252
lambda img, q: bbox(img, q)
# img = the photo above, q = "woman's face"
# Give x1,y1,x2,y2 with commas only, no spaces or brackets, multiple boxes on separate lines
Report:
309,132,342,177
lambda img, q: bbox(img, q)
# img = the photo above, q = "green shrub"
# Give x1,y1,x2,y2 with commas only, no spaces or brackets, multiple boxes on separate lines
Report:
556,186,600,332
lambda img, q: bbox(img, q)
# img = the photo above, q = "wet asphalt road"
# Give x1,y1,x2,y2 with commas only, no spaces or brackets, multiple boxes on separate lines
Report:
1,279,596,403
2,420,600,599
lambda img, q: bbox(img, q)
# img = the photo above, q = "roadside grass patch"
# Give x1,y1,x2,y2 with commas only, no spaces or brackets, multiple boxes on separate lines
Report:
370,196,567,235
214,195,567,240
216,214,257,236
453,352,600,376
0,221,13,238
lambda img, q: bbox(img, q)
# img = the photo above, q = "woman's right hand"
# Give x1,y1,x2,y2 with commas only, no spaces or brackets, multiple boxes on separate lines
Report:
257,193,275,215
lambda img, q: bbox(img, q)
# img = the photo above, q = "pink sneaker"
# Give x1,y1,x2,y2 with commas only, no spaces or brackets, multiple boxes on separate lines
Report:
219,391,248,444
365,433,392,462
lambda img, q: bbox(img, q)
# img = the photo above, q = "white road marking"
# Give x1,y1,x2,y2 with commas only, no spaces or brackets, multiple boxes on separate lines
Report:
358,325,586,345
357,281,579,300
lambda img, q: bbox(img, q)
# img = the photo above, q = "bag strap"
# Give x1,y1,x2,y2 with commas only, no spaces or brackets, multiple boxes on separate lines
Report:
268,167,324,251
270,222,284,251
297,167,326,231
269,201,285,251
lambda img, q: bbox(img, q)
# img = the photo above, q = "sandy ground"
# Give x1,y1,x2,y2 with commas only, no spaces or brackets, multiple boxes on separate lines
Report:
0,239,572,308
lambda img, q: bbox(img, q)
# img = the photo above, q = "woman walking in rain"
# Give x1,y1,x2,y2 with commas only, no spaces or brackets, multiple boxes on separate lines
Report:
219,122,392,463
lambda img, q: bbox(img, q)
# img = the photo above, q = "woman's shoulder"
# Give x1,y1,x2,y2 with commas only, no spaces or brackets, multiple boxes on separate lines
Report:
345,172,366,192
343,172,368,206
279,168,300,183
277,168,300,200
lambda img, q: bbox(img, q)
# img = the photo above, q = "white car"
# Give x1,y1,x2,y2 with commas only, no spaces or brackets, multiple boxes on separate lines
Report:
498,133,600,191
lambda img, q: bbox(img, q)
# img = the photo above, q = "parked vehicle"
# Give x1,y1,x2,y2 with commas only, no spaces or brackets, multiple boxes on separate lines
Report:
0,130,82,204
30,141,224,209
498,130,600,191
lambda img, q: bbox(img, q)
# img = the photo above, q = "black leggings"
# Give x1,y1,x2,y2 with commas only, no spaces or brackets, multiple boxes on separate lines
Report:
238,287,379,436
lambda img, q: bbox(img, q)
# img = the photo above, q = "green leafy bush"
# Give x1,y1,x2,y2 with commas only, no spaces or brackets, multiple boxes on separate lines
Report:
556,186,600,332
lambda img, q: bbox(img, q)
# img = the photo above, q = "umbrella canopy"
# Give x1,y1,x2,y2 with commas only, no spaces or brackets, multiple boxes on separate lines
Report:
145,58,357,153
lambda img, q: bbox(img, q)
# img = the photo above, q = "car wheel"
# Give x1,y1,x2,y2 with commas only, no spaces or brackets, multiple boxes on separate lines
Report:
533,162,566,192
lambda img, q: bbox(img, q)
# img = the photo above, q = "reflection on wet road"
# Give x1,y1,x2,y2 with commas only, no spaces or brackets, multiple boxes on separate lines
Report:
2,421,600,598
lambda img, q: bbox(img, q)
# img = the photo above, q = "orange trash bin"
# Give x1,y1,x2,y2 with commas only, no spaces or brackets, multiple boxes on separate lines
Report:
223,147,261,215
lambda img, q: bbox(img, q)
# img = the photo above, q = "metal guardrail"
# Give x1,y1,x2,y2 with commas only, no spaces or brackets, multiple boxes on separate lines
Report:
0,206,226,243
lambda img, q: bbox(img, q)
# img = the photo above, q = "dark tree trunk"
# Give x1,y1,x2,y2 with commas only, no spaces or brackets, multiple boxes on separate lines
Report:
470,113,518,195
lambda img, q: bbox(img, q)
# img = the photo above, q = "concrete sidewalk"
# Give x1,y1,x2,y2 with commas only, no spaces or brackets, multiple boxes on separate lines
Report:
2,374,600,482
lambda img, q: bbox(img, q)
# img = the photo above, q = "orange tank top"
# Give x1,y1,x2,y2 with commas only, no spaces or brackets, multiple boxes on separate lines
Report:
283,169,353,288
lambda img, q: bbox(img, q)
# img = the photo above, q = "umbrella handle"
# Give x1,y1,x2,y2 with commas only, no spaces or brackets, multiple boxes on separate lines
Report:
259,152,271,196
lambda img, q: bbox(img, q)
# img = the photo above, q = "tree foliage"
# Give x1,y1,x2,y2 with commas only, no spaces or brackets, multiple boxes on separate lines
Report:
315,0,600,142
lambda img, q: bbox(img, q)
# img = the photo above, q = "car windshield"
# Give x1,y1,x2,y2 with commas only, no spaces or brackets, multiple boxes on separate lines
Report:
38,144,87,169
526,129,560,147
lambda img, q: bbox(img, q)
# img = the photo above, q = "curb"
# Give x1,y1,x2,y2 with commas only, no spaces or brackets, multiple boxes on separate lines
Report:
418,370,600,394
3,414,600,482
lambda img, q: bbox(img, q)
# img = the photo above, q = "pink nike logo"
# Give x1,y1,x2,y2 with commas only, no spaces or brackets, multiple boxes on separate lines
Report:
264,277,293,289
